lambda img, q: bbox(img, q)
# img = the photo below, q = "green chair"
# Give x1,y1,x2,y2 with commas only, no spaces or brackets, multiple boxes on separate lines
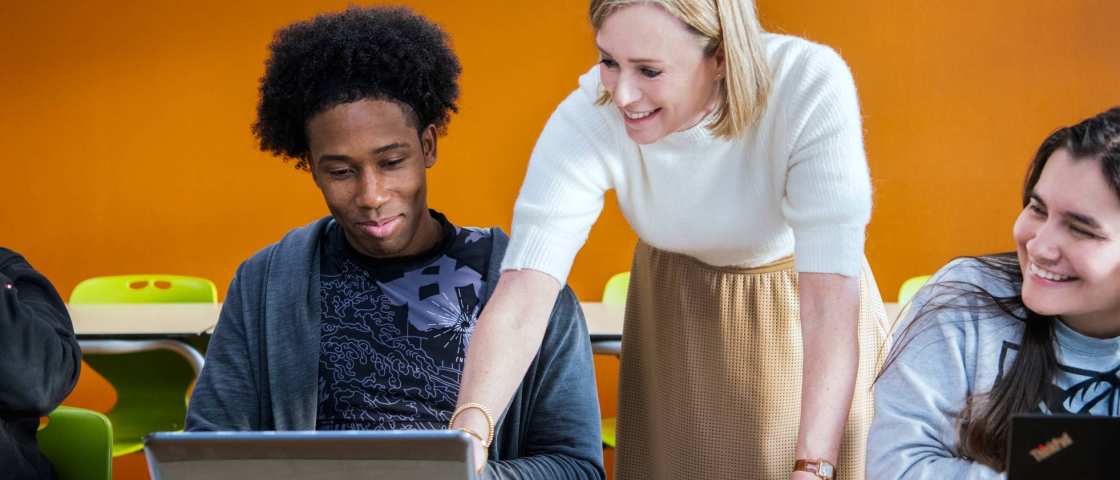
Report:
38,406,113,480
70,274,216,304
600,417,617,451
893,274,933,326
897,275,932,304
70,274,215,457
602,272,630,306
595,271,629,449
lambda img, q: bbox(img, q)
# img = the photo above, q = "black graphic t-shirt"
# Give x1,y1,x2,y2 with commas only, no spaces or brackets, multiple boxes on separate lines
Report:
315,211,494,431
997,335,1120,416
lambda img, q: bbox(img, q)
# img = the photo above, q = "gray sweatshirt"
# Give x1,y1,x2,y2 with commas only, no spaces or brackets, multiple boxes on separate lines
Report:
867,258,1120,479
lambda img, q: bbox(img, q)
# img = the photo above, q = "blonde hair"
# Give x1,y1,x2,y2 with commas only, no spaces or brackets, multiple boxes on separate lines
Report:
589,0,771,139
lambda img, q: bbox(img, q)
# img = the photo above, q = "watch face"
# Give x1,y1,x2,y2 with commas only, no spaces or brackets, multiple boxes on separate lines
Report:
818,463,835,478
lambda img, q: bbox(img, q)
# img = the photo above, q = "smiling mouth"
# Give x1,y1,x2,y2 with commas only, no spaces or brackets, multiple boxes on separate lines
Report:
358,215,402,239
1028,262,1077,282
622,108,659,122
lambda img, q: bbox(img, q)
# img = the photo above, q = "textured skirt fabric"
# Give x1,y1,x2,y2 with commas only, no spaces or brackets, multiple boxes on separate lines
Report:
614,242,889,480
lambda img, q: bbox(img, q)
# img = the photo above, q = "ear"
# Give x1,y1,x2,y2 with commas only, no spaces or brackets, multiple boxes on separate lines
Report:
713,48,726,79
420,124,438,168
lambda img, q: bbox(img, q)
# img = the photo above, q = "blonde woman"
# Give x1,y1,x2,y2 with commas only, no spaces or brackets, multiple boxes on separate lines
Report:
450,1,887,478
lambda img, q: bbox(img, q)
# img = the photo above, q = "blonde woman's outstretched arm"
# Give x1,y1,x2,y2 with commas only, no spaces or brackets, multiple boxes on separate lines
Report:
452,269,561,470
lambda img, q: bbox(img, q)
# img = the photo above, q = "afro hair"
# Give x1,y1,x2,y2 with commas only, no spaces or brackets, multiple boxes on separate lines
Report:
252,6,461,170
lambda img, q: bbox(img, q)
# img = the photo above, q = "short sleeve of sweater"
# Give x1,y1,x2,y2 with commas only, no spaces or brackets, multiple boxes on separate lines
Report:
777,45,872,276
501,81,615,284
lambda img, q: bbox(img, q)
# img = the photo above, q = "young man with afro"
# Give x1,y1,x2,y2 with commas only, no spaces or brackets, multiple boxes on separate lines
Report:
185,7,605,479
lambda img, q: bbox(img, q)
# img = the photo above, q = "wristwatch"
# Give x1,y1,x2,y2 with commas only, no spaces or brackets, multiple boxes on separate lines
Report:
793,459,835,479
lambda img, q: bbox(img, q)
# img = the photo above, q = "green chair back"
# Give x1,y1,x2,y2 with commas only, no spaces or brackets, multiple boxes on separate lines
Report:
71,274,216,456
70,274,217,304
598,272,630,449
38,406,113,480
897,275,932,304
602,272,630,306
600,417,617,449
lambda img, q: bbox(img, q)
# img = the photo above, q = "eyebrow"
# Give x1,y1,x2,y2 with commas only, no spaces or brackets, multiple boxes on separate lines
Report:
372,142,410,154
1030,193,1103,230
596,45,661,65
316,143,410,164
1067,211,1103,230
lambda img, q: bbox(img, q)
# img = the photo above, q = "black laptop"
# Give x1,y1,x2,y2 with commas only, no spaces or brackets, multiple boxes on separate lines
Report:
1007,414,1120,479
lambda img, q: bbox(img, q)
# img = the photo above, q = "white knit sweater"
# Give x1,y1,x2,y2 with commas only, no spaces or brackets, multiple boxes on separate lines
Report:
502,34,872,283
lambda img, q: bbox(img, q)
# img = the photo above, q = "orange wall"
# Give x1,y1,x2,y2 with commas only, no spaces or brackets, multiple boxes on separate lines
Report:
765,1,1120,291
3,1,1119,479
3,0,1119,303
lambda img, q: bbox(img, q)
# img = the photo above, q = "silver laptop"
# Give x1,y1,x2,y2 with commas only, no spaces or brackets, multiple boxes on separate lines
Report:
144,430,478,480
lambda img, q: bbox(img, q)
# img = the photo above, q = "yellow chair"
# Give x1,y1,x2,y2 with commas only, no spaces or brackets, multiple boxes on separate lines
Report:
897,275,932,304
70,274,215,457
602,272,630,306
596,272,629,449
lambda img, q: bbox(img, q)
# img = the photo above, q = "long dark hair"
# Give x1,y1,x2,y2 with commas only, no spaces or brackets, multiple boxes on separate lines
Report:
879,107,1120,471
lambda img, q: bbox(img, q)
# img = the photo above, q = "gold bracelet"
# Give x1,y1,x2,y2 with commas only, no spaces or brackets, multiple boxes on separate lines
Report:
448,402,495,448
455,427,485,444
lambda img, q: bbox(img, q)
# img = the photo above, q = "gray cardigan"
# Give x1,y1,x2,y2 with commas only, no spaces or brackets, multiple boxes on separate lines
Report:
186,217,605,480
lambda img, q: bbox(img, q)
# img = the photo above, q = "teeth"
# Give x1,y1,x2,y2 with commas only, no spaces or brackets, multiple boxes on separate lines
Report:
624,110,653,120
1030,263,1073,282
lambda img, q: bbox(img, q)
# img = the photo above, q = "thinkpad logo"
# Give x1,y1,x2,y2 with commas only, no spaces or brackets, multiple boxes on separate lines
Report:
1029,432,1074,462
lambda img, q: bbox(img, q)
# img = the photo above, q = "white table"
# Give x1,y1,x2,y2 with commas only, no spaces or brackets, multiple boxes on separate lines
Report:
68,302,627,367
70,303,224,337
69,300,900,344
67,303,624,338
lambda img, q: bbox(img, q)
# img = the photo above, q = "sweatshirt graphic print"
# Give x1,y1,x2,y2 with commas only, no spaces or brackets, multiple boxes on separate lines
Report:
315,215,493,430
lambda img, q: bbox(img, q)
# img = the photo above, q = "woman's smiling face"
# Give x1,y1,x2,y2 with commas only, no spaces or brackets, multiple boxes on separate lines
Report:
1014,148,1120,338
595,3,722,144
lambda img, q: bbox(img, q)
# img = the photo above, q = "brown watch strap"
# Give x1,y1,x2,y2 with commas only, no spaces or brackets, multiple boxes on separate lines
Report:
793,459,835,479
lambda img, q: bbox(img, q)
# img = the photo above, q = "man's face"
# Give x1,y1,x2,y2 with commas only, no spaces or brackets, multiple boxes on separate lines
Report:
307,98,439,258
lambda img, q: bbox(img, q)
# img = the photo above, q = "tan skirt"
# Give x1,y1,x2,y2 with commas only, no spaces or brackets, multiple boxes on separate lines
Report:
614,242,889,480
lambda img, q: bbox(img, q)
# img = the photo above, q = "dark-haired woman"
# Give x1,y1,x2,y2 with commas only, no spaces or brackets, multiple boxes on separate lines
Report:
868,107,1120,479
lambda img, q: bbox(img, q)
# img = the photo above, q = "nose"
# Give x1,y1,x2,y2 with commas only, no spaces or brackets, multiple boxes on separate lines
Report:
356,171,391,210
612,71,641,109
1026,221,1062,265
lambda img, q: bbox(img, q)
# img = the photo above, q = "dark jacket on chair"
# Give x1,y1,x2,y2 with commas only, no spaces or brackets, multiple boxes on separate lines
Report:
186,217,605,480
0,248,82,480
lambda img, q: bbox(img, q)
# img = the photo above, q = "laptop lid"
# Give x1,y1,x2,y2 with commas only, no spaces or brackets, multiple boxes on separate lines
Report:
1007,414,1120,480
144,430,477,480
